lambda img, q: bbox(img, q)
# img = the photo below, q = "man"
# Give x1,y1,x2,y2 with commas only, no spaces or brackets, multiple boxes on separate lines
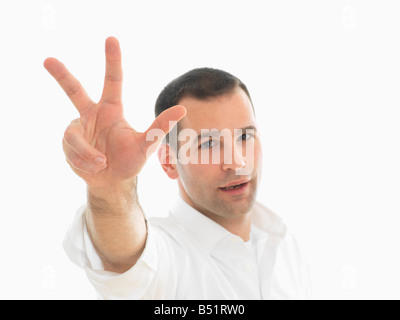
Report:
44,37,311,299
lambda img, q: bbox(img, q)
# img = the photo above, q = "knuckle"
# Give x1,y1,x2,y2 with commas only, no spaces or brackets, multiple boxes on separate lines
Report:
69,156,83,169
66,82,82,97
106,74,122,83
70,118,81,126
66,152,82,168
63,122,83,149
67,154,98,174
63,128,73,143
63,121,79,143
81,148,93,162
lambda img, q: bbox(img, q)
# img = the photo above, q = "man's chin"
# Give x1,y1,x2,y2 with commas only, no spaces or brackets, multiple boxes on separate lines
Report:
219,196,257,217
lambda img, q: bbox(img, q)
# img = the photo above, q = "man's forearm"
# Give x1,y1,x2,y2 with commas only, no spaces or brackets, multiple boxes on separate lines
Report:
85,177,147,273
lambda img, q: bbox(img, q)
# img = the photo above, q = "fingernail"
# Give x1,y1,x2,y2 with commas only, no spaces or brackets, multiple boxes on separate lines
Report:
95,157,106,165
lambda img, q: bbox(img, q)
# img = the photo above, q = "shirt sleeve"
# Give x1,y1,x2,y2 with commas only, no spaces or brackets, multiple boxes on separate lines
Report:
63,204,178,300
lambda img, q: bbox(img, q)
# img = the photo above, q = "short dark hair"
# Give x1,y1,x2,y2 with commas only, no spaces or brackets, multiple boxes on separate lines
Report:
154,67,254,148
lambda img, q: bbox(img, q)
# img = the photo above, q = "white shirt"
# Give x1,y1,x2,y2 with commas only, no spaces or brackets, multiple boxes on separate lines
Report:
63,196,312,300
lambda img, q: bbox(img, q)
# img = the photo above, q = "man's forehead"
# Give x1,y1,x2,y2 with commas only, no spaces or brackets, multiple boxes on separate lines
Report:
177,88,256,132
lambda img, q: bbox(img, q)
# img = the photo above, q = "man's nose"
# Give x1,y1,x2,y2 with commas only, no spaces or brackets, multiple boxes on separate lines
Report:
221,144,247,172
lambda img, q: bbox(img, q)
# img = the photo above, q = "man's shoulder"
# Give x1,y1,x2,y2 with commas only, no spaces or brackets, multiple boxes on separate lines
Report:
146,214,186,242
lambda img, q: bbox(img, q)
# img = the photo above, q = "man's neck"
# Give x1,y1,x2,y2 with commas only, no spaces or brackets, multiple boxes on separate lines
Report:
179,192,251,242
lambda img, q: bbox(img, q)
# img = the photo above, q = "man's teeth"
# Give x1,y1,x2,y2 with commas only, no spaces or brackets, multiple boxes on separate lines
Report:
222,183,244,190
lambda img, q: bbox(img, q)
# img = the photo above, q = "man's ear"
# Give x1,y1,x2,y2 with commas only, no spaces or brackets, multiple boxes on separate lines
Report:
157,143,179,180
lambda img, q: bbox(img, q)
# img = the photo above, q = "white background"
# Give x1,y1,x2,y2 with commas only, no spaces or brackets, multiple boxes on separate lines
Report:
0,0,399,300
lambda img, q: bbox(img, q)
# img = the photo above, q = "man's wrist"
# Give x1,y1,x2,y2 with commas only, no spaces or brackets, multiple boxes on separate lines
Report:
87,177,138,215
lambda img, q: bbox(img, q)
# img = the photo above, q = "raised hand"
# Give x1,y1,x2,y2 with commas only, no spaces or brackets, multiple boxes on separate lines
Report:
44,37,186,189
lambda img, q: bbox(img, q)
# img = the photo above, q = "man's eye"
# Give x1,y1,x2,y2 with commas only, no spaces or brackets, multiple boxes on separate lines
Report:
239,133,255,141
200,140,218,149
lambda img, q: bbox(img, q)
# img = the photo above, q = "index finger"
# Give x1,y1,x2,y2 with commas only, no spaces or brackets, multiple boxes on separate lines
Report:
44,57,93,115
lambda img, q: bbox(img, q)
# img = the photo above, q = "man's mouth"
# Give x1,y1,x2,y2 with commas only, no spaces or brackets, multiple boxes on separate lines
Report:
219,180,250,195
220,182,247,190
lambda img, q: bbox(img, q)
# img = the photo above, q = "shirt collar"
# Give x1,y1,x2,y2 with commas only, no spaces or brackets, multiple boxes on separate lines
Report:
170,196,231,252
169,195,287,253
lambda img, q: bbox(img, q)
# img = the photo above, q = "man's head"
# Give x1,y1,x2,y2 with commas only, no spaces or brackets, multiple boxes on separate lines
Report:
155,68,263,223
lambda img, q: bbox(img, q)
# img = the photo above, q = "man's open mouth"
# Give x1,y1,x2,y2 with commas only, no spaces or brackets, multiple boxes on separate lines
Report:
220,182,248,190
219,181,250,195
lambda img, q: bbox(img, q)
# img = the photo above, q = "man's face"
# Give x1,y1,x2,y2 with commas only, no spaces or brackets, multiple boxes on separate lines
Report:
173,88,263,221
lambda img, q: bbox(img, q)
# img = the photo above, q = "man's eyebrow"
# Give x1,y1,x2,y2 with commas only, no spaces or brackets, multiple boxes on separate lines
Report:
239,125,258,133
196,126,258,141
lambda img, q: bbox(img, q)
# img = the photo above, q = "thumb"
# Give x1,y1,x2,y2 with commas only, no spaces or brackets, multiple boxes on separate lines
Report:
147,105,187,134
143,105,187,158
